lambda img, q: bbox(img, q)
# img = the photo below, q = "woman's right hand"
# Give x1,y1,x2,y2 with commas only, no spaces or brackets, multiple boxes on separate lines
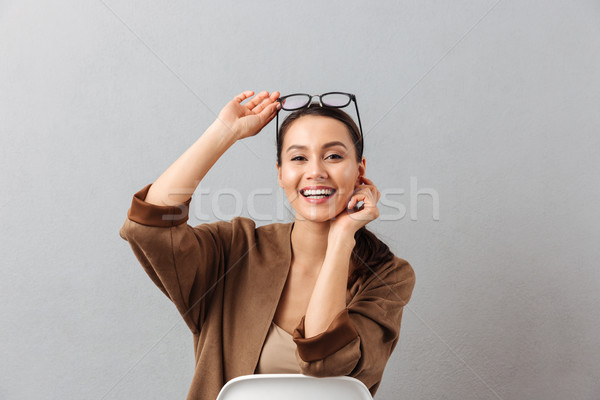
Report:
216,90,281,140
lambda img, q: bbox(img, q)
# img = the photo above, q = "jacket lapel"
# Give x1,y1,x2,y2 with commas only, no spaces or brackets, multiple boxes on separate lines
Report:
222,221,294,380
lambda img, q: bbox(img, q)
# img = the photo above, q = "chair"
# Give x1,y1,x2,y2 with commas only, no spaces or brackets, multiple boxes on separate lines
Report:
216,374,373,400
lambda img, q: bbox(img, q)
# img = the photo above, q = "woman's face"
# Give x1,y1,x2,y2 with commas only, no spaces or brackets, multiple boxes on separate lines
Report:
277,115,366,222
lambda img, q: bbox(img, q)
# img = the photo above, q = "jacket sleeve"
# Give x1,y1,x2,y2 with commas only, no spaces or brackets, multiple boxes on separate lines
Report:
292,258,416,395
118,183,233,334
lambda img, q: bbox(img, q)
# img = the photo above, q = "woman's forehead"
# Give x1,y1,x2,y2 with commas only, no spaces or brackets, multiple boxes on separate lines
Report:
283,116,353,148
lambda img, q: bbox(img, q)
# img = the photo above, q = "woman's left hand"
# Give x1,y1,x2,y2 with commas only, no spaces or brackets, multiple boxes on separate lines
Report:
329,176,381,241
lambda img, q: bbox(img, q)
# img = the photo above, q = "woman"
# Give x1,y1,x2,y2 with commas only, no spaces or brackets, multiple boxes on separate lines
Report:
119,90,415,400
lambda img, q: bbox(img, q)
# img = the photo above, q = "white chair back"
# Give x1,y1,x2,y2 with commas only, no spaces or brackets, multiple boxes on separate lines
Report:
216,374,373,400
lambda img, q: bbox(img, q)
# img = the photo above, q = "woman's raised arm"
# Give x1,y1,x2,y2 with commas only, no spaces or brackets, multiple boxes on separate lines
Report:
144,90,280,206
119,91,280,334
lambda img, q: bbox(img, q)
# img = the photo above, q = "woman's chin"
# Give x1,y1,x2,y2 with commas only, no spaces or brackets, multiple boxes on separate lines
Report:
293,208,346,223
294,213,330,223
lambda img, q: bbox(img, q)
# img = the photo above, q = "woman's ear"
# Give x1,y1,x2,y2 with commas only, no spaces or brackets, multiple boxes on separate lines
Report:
356,157,366,184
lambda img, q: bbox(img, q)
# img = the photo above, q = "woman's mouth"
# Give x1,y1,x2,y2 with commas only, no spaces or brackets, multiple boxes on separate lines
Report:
299,188,336,203
300,188,335,198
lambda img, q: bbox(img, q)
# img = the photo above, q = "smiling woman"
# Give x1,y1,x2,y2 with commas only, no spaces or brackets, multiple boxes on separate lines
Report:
118,90,416,400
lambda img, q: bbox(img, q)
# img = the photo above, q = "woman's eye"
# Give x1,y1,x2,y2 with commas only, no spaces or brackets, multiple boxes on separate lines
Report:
290,154,342,161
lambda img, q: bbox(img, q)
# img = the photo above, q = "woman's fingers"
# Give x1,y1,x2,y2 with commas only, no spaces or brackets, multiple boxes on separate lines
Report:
251,91,280,113
234,90,255,103
244,90,270,110
361,176,374,185
348,181,380,217
349,188,375,208
255,93,281,123
348,187,371,207
358,176,381,201
241,90,279,112
347,192,379,222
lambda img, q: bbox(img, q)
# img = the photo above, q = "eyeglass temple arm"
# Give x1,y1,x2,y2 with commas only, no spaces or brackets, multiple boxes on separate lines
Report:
352,97,364,143
276,110,279,141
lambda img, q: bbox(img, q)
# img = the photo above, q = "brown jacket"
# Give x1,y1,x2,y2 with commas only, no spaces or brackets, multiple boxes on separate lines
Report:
119,183,416,400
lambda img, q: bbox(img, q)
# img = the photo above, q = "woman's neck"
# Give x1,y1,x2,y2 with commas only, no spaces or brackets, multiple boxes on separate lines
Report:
290,218,331,274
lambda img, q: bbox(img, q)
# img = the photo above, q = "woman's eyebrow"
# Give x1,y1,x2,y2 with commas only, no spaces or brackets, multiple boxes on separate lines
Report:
285,141,348,153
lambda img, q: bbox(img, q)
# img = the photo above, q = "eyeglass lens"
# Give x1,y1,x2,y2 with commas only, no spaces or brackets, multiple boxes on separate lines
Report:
321,93,351,107
280,95,311,110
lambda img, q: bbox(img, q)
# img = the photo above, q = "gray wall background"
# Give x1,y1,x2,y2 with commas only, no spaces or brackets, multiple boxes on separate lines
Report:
1,1,599,399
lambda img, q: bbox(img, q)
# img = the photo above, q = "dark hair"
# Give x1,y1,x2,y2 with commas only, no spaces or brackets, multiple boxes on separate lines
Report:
276,106,395,288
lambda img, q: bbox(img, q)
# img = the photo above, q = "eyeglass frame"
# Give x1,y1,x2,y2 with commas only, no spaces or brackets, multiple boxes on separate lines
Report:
275,92,364,155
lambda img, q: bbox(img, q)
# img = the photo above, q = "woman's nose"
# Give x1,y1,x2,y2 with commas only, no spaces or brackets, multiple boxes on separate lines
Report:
306,158,328,180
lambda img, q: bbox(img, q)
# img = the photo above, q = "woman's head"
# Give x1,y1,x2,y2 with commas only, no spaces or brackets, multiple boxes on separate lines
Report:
275,107,366,222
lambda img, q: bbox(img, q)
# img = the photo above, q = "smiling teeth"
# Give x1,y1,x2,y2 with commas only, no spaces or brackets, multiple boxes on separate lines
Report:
302,189,334,196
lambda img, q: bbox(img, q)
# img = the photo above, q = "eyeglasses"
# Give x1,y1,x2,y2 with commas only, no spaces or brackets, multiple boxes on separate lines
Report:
275,92,364,151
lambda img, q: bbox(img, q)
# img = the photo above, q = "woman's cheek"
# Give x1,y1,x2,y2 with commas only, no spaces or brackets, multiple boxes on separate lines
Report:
339,167,359,198
281,169,301,201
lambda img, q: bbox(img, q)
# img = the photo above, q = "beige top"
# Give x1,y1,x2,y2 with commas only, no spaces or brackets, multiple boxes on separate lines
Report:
255,321,302,374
